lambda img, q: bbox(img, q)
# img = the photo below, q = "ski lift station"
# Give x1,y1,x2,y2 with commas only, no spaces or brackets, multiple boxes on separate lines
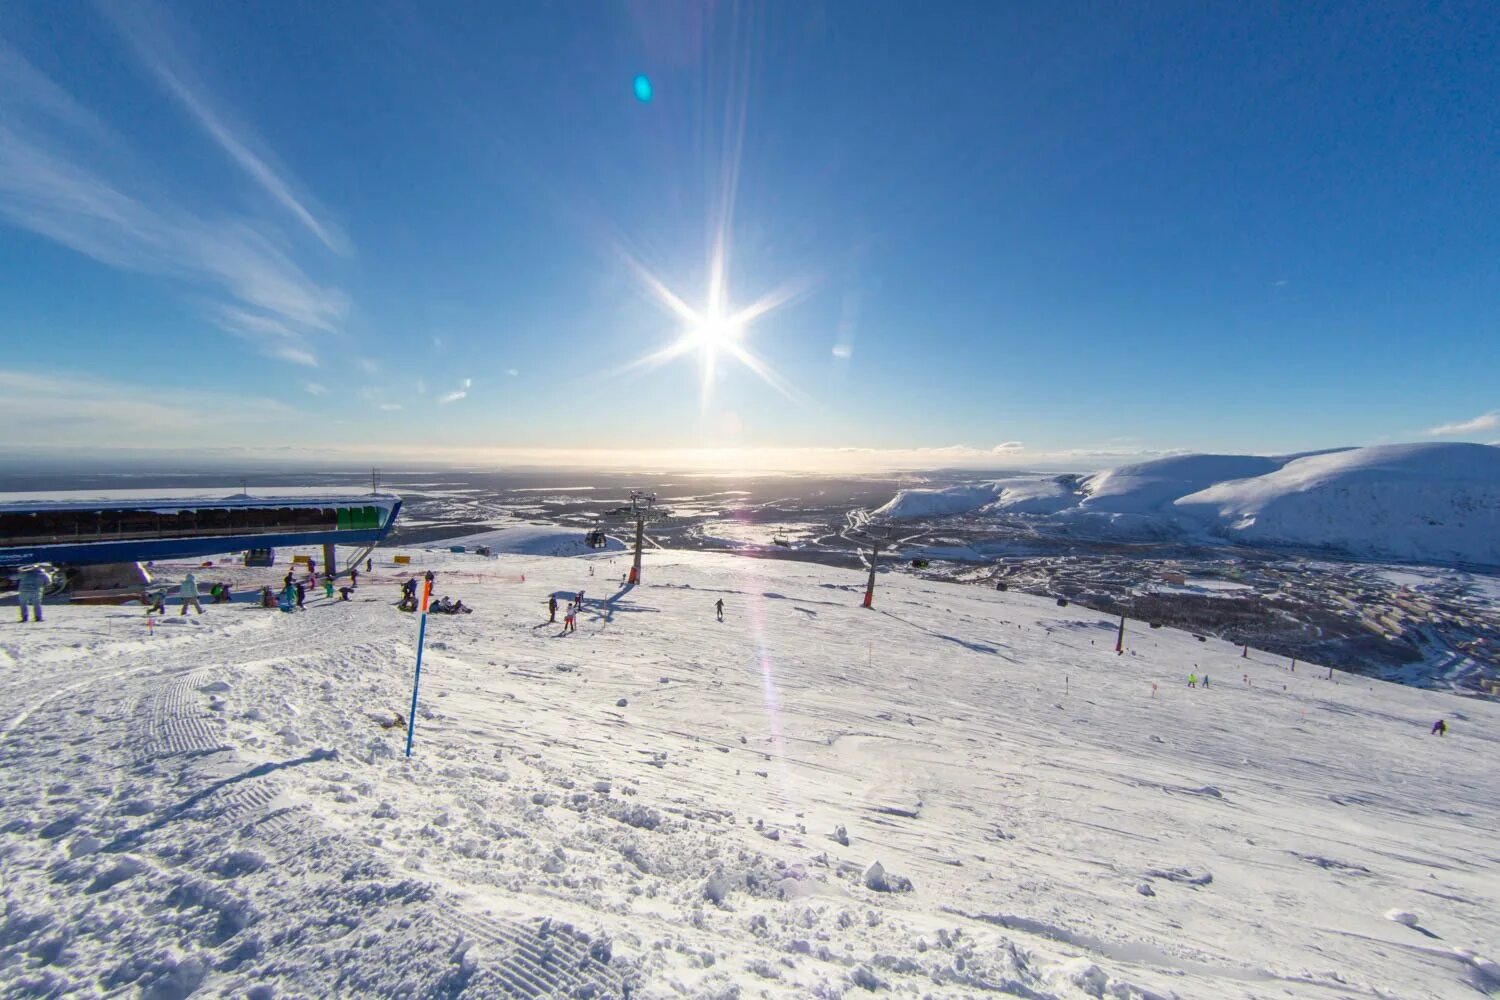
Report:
0,491,403,591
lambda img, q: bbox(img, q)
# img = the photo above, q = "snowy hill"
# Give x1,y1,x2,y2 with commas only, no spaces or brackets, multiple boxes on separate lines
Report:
1,545,1496,998
876,443,1500,566
1174,443,1500,565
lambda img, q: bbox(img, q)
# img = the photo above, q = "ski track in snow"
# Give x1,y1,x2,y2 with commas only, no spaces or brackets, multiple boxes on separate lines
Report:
1,546,1497,998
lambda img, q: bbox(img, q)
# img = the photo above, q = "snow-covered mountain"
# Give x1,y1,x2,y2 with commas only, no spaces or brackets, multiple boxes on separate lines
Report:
875,442,1500,566
1174,443,1500,565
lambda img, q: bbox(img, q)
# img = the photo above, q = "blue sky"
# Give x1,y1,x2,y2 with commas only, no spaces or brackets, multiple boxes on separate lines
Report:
0,1,1496,470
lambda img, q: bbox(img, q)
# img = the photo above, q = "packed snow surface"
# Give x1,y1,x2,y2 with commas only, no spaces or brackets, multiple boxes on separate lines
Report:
1,546,1497,998
877,443,1500,566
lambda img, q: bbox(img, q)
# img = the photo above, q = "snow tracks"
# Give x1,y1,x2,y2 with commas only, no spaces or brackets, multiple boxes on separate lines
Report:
0,608,620,998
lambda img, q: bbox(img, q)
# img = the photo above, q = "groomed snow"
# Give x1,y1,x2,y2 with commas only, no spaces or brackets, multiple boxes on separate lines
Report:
1,547,1497,998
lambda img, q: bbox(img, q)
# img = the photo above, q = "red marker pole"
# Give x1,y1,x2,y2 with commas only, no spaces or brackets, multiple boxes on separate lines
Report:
404,580,433,757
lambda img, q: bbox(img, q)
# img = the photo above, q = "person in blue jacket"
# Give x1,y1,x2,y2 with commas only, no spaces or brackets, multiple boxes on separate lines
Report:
16,565,49,623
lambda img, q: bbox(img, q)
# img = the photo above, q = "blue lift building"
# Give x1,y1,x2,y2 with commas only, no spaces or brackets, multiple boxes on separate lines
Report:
0,492,403,593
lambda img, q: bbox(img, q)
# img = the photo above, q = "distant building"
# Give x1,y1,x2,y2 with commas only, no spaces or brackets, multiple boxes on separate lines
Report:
1161,570,1187,586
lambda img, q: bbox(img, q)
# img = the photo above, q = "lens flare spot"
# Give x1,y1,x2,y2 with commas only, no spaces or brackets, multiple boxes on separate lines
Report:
633,74,653,102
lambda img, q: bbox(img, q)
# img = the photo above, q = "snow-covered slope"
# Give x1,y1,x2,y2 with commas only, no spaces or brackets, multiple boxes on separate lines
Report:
873,475,1077,519
1174,442,1500,565
428,522,628,557
876,443,1500,566
1078,454,1288,513
1,546,1496,998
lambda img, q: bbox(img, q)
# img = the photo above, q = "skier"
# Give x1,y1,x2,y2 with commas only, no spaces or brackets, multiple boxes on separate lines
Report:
1202,675,1210,688
295,581,306,609
144,588,167,616
179,572,204,616
349,566,359,589
338,586,353,601
16,565,48,623
402,577,418,600
424,569,436,586
366,558,372,572
547,595,558,623
260,586,276,608
564,605,576,633
715,597,725,622
284,570,295,590
576,589,585,607
324,579,335,601
1431,719,1447,736
1188,673,1198,688
308,556,317,577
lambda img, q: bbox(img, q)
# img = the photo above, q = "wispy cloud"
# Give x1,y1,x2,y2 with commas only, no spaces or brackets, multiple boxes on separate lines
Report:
0,33,346,367
505,368,519,377
991,441,1024,453
438,378,472,404
100,0,348,256
378,402,402,411
1426,410,1499,437
0,367,296,445
304,381,328,396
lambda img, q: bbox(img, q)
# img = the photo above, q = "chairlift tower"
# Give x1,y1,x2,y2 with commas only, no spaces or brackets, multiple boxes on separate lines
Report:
605,490,668,585
847,513,898,609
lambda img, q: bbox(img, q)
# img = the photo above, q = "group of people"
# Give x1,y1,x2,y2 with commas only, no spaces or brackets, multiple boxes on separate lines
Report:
398,570,473,614
548,591,586,632
142,572,206,616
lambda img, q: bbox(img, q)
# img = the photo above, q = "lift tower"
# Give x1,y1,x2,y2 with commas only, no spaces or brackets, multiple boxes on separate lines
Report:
608,490,667,586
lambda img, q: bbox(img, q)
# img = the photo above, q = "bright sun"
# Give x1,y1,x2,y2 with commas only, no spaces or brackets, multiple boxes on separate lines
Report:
612,240,806,411
685,313,744,349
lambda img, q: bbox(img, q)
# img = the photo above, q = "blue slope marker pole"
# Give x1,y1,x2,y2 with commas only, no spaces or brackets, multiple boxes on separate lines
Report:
405,580,433,757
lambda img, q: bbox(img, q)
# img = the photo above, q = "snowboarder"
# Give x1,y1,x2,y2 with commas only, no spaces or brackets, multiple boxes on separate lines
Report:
366,558,372,573
349,566,359,588
547,595,558,622
179,573,204,616
715,598,725,622
295,581,306,609
338,586,353,601
324,579,335,600
402,577,418,600
1431,719,1447,736
144,589,167,615
308,557,317,577
1202,675,1210,688
16,565,48,623
424,569,436,585
260,586,276,608
283,571,294,590
1188,673,1198,688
